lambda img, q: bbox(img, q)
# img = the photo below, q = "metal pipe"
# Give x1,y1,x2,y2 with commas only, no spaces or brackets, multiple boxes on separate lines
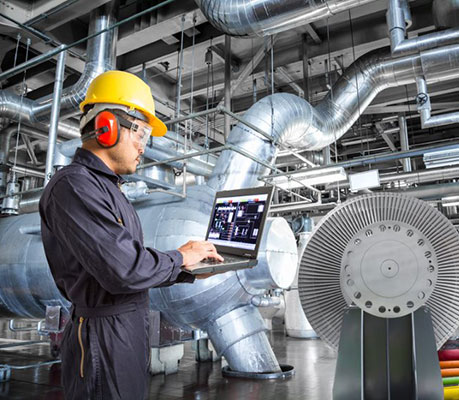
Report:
32,2,118,122
0,0,174,82
224,35,232,140
387,0,459,55
398,182,459,199
0,1,119,140
415,76,459,129
54,137,215,177
195,0,378,37
0,12,84,61
44,50,67,185
327,165,459,191
398,115,411,172
210,44,459,191
263,141,459,180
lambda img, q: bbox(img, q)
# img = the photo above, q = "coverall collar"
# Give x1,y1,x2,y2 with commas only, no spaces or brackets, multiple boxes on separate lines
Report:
73,147,126,185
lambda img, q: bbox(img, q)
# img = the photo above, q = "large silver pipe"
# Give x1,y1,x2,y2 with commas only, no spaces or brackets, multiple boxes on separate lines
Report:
195,0,377,37
54,138,215,177
416,76,459,128
209,44,459,191
328,166,459,190
0,2,117,138
44,50,67,185
387,0,459,56
398,182,459,199
398,115,411,172
32,2,118,122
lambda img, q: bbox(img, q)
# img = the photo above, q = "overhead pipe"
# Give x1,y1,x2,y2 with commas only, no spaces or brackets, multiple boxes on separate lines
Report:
209,44,459,191
195,0,378,37
397,182,459,200
327,165,459,191
44,50,66,185
398,115,412,172
54,138,214,178
415,76,459,129
387,0,459,56
0,1,118,138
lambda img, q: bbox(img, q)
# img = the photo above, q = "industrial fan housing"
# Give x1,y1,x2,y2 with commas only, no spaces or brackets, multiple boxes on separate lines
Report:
298,193,459,351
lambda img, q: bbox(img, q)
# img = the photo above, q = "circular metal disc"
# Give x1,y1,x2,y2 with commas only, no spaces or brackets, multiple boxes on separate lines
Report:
298,193,459,350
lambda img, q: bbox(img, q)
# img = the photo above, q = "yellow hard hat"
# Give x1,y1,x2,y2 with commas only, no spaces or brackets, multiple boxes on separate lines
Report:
79,70,167,137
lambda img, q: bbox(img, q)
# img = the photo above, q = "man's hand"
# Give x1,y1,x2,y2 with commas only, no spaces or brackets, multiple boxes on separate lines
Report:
177,240,224,268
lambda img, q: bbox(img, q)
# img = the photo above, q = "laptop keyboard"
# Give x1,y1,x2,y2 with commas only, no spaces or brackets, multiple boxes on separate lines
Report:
201,256,244,265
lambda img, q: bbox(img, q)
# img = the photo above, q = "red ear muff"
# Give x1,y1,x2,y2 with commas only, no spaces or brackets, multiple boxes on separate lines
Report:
94,111,120,148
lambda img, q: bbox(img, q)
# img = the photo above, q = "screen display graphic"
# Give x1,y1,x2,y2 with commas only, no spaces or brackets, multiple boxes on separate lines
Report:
207,193,268,250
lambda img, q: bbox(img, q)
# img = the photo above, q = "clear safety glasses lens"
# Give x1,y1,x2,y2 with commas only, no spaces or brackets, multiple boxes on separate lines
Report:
130,123,152,149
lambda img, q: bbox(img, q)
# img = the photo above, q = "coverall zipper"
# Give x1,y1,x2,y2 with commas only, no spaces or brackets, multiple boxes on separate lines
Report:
78,317,85,378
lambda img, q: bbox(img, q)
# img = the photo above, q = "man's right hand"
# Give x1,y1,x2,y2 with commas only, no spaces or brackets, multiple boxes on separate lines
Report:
177,240,224,268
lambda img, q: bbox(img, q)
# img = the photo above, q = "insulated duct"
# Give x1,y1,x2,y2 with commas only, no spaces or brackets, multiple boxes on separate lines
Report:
0,1,118,139
195,0,378,37
209,44,459,191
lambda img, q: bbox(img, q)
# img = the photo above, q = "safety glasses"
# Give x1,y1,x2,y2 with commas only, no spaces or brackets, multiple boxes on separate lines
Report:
117,115,152,149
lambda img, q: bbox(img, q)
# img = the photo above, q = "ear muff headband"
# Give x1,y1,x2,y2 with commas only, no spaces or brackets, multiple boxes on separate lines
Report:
94,111,120,148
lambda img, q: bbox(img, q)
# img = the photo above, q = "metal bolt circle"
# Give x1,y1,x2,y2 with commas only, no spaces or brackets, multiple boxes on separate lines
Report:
340,220,438,319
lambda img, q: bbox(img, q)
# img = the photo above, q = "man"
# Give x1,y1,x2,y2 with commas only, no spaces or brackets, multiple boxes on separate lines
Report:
39,70,223,400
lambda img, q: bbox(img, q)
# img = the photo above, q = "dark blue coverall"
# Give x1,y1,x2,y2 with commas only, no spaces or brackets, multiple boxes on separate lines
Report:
39,148,194,400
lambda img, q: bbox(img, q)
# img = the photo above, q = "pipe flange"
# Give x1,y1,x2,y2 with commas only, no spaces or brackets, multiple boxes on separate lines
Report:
341,221,438,319
222,364,294,380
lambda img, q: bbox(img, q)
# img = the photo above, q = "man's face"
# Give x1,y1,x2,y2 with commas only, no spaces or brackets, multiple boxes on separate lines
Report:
107,115,151,175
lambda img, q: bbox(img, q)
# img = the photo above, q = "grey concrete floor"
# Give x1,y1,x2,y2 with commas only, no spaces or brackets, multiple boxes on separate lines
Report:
0,330,336,400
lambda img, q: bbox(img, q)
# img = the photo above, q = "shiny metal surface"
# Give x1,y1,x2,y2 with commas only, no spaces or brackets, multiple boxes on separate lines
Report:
299,193,459,350
285,232,318,339
433,0,459,29
341,220,438,318
206,305,280,373
0,1,117,139
210,45,459,192
195,0,377,37
44,50,66,185
416,76,459,128
398,115,411,172
388,0,459,55
0,212,69,317
0,331,337,399
238,218,298,292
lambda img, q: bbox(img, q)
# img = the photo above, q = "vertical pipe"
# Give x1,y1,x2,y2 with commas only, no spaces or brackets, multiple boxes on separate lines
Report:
224,35,232,140
302,33,309,101
322,146,331,165
44,50,67,185
174,15,185,135
398,115,412,172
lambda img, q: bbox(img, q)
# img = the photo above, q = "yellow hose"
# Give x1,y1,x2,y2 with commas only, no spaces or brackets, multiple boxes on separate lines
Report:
78,317,85,378
444,386,459,400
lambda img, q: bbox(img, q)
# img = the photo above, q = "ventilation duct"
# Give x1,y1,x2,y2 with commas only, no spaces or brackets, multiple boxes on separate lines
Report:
195,0,378,37
209,44,459,191
4,39,459,375
0,1,118,139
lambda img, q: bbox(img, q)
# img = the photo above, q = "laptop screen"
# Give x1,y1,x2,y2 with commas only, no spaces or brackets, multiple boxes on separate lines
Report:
206,187,273,255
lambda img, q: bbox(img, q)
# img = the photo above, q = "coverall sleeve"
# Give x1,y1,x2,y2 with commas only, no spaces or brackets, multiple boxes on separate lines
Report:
43,173,194,294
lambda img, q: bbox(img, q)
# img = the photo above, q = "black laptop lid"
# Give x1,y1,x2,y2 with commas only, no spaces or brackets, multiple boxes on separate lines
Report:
205,186,274,258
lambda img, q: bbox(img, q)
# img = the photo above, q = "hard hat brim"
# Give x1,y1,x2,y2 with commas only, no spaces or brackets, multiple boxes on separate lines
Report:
80,98,168,137
149,114,168,137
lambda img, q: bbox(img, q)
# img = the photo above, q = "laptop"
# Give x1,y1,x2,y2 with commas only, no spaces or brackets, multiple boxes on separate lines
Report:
187,186,274,275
